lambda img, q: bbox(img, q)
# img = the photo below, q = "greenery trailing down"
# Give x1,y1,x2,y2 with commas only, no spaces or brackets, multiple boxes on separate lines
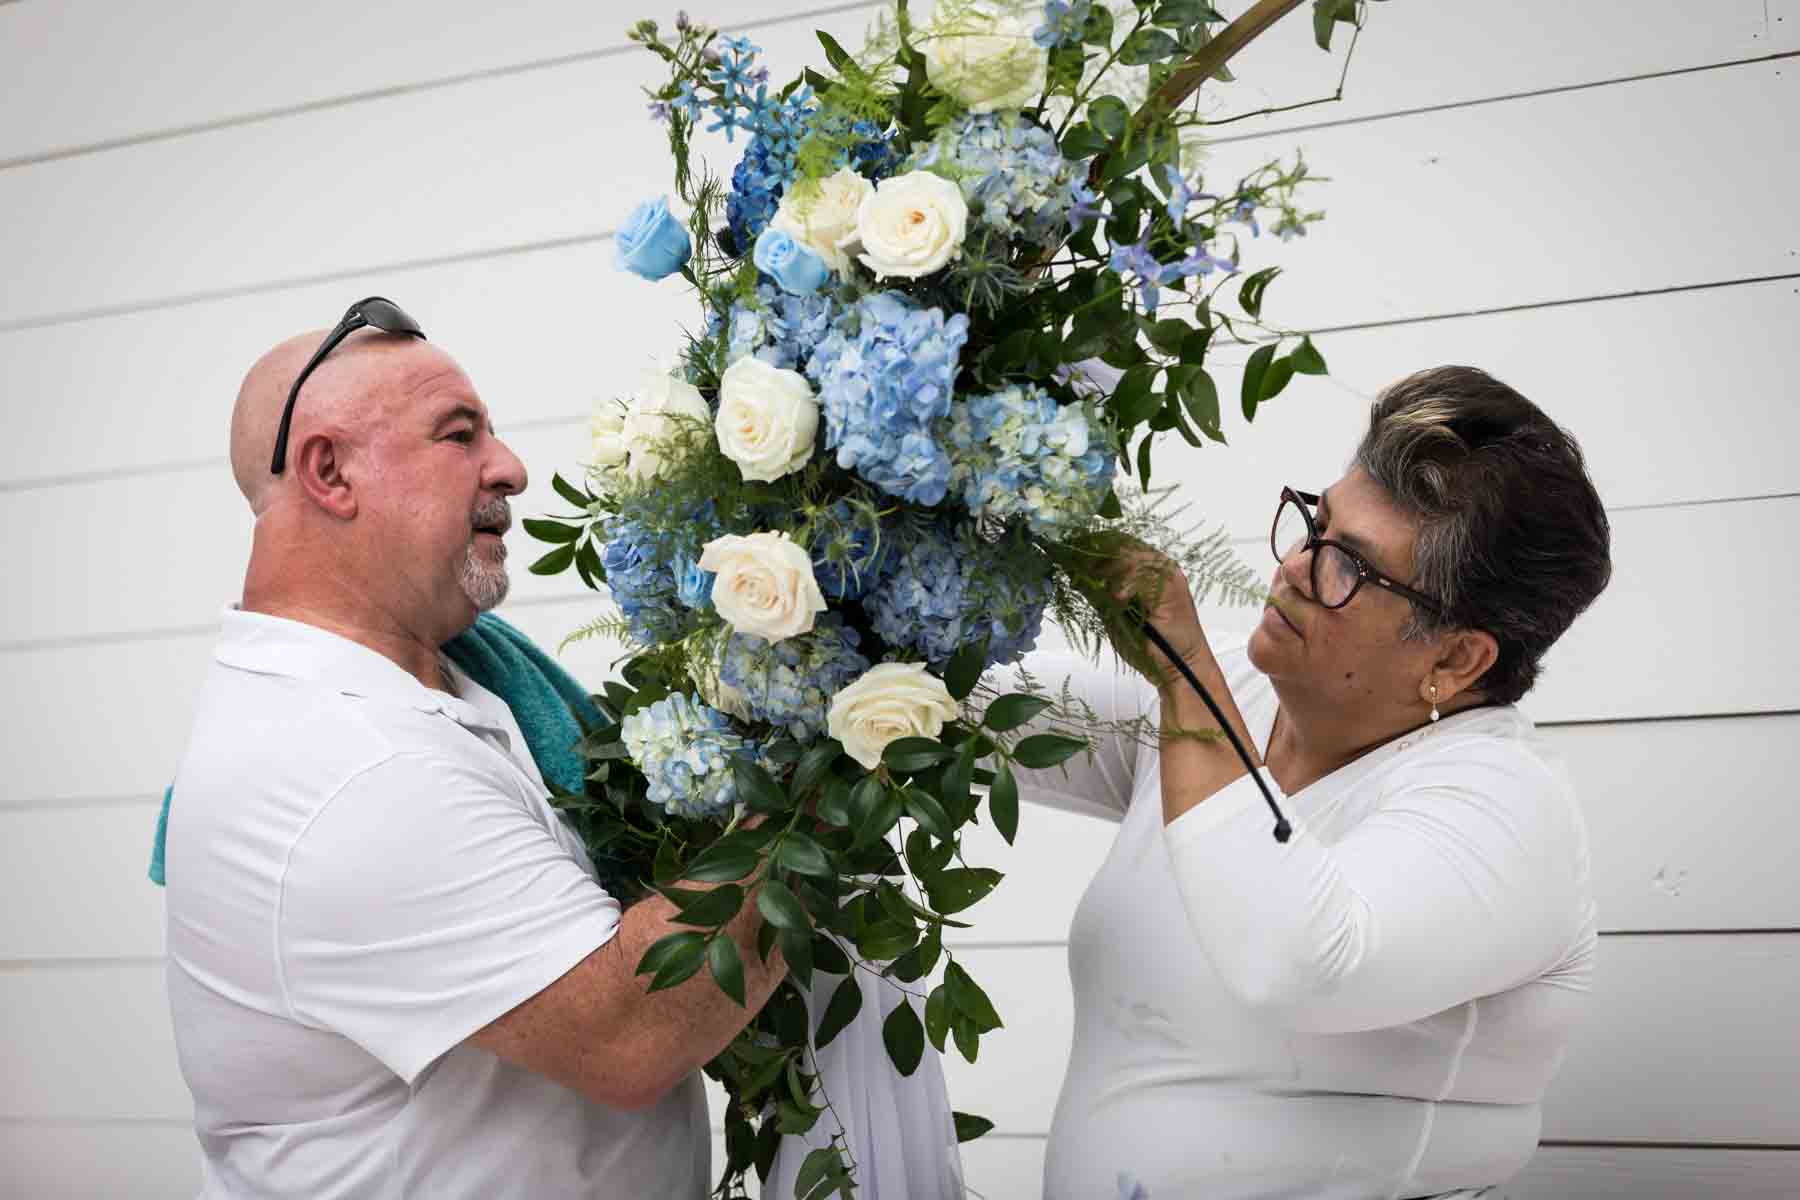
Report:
523,3,1383,1195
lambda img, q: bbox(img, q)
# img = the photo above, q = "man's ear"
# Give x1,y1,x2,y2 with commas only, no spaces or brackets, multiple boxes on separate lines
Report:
1433,628,1500,703
292,433,357,520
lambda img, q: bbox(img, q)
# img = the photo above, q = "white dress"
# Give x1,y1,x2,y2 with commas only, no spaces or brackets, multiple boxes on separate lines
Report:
1010,638,1597,1200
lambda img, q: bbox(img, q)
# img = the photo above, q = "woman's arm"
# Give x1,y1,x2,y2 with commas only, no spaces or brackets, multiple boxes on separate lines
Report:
995,647,1158,824
1162,743,1589,1033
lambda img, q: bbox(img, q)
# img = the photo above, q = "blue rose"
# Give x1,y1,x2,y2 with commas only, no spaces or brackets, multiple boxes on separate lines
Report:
615,196,692,280
752,228,831,295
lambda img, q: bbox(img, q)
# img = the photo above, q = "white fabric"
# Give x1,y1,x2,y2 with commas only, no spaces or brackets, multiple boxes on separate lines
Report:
165,607,708,1199
1009,637,1596,1200
768,940,966,1199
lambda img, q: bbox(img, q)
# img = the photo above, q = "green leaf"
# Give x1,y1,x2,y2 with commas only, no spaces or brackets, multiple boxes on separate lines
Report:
796,1146,840,1200
815,30,853,70
925,867,1003,915
812,931,851,976
638,930,707,992
882,737,955,773
953,1017,980,1063
1313,0,1360,51
989,763,1020,845
1012,732,1087,769
903,787,952,839
1292,334,1329,375
1241,342,1277,421
983,693,1054,733
1178,367,1221,435
1238,266,1281,319
1154,0,1223,25
1135,431,1155,487
857,921,920,962
550,472,591,510
953,1112,996,1143
849,774,884,827
778,1098,822,1136
852,787,903,850
1146,317,1190,357
1086,95,1129,141
668,883,745,928
946,960,1004,1031
757,879,809,931
1082,2,1116,46
882,999,925,1076
925,983,950,1051
528,543,576,576
815,975,864,1049
1258,355,1297,409
816,776,853,828
945,640,985,702
906,827,956,877
1118,27,1181,64
1109,365,1161,426
790,739,842,804
733,758,789,815
684,846,758,884
1060,120,1110,160
523,517,580,544
776,833,834,878
940,738,978,822
780,923,816,991
707,933,746,1006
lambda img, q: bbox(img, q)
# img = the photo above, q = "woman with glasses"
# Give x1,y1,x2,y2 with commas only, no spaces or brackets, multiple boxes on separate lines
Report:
1021,366,1613,1200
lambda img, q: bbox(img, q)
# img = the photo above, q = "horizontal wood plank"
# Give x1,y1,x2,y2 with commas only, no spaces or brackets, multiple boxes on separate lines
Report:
1,41,1790,331
0,1120,201,1199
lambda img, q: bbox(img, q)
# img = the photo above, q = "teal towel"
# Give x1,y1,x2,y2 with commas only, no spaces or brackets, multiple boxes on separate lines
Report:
150,611,613,888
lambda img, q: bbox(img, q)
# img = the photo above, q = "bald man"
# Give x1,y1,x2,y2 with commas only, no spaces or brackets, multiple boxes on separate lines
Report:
164,313,784,1198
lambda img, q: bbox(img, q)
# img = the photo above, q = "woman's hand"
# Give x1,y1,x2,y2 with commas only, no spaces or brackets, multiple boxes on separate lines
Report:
1096,536,1213,690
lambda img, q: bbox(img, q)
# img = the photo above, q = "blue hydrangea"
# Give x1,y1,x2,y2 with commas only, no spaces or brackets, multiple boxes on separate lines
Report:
726,282,839,374
947,384,1116,534
600,507,722,645
864,520,1052,670
809,499,891,601
620,692,762,820
716,614,872,742
806,291,970,505
727,133,793,252
910,114,1079,246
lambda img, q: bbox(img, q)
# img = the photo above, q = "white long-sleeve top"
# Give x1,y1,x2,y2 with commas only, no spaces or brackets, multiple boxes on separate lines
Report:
1011,637,1596,1200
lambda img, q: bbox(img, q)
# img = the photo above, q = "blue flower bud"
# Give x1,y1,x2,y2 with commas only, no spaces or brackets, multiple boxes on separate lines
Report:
752,228,831,295
615,196,693,280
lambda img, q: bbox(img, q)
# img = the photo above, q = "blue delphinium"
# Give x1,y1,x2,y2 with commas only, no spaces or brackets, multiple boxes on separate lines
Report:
807,291,970,505
911,114,1079,246
864,520,1052,670
1108,236,1175,309
727,282,838,374
727,133,793,252
620,692,761,820
716,614,872,742
1034,0,1092,48
947,384,1116,535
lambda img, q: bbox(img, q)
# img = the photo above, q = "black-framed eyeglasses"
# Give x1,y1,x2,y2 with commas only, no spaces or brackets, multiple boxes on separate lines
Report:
1271,486,1444,617
269,296,426,474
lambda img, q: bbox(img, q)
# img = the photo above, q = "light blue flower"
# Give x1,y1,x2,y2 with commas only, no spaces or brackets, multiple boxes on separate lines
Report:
1169,241,1236,278
753,228,831,295
726,283,838,374
615,196,692,280
806,291,971,505
947,384,1116,534
620,692,762,820
1231,194,1261,236
1161,163,1196,223
674,555,715,610
1117,1172,1150,1200
910,113,1080,246
716,614,872,742
864,520,1052,670
1108,236,1175,309
1034,0,1091,48
1069,179,1104,226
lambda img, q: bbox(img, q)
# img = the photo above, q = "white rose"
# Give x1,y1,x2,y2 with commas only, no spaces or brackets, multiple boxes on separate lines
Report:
827,662,960,770
587,397,631,492
621,369,711,483
716,357,820,483
771,167,873,275
849,171,969,279
698,531,828,644
921,2,1048,113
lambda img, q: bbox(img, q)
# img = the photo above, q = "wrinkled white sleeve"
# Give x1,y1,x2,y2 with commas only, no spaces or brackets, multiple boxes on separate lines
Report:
277,751,622,1083
994,647,1159,823
1164,742,1588,1033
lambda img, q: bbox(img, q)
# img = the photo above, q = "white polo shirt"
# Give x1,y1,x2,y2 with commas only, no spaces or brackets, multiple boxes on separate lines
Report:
164,606,708,1198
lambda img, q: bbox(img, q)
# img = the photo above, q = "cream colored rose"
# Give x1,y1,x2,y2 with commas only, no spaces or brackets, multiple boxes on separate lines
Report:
849,171,969,279
716,357,819,483
827,662,960,770
587,397,631,492
698,532,828,644
771,167,872,275
921,3,1048,113
621,369,711,483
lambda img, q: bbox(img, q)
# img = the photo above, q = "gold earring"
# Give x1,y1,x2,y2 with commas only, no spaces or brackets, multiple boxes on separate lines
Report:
1428,682,1440,723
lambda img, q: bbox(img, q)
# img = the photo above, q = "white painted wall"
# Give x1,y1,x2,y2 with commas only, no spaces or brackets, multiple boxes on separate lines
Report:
3,1,1796,1195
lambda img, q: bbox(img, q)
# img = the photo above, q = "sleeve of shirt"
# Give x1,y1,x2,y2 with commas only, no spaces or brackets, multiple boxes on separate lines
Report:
275,750,624,1084
992,647,1160,823
1162,737,1588,1034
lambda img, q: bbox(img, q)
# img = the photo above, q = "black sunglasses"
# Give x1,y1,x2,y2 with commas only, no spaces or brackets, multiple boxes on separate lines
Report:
269,296,426,475
1273,486,1445,617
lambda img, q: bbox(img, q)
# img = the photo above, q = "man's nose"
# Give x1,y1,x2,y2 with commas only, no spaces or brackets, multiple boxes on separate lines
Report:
487,436,529,496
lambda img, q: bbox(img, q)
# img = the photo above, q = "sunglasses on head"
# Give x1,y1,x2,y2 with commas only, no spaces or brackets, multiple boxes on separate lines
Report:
269,296,427,475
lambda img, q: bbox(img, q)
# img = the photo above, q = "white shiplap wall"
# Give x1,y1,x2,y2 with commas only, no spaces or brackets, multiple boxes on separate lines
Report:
3,1,1796,1196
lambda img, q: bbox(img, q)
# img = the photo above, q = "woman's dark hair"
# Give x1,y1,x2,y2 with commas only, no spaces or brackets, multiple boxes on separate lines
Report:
1354,366,1612,704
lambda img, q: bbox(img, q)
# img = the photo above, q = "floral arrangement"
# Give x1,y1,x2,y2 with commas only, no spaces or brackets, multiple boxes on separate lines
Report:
528,2,1361,1194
